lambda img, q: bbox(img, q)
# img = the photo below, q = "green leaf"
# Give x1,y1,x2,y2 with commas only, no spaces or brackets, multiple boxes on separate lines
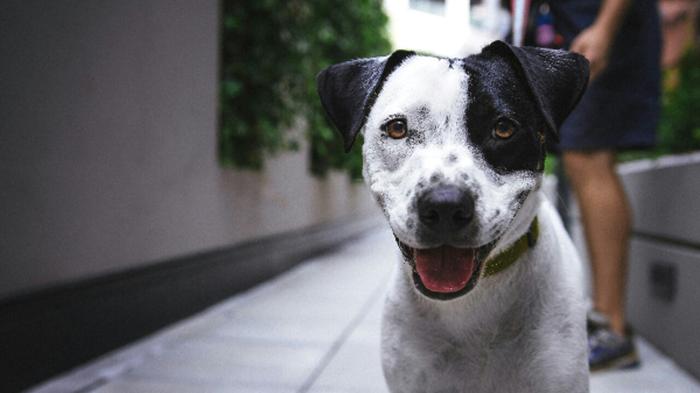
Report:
222,80,242,97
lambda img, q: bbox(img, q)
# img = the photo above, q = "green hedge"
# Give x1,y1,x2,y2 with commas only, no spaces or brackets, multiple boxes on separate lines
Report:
220,0,391,178
658,46,700,154
610,45,700,164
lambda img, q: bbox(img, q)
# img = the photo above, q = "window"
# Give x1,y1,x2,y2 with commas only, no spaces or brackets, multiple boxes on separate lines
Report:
409,0,446,15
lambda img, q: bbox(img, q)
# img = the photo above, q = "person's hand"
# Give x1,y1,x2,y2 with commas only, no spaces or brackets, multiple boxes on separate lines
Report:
570,24,615,81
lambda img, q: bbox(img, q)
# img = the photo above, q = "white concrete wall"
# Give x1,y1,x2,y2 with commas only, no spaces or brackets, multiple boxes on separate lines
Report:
0,0,377,299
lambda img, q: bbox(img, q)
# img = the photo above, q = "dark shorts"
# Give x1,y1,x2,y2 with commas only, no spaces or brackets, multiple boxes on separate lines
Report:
550,0,662,151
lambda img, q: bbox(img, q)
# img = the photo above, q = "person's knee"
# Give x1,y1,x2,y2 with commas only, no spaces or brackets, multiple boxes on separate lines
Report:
562,150,616,183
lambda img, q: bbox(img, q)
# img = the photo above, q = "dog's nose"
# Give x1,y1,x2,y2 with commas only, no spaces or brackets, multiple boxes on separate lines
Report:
417,185,475,234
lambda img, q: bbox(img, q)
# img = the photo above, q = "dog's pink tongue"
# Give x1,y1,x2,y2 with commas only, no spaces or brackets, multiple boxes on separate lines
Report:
414,246,475,293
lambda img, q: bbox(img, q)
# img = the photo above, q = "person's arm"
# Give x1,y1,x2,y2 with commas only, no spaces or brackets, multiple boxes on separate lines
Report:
570,0,632,80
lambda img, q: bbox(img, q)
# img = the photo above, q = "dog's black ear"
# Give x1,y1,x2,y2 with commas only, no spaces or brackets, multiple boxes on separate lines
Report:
316,50,415,152
481,41,589,141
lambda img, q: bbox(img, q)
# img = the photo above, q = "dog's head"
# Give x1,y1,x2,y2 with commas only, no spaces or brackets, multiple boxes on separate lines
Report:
317,41,588,300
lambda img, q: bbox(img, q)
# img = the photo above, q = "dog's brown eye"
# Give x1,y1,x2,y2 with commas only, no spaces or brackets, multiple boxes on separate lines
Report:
386,119,408,139
494,119,517,140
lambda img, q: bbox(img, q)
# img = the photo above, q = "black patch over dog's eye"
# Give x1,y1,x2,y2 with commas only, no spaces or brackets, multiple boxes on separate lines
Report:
493,118,517,140
385,119,408,139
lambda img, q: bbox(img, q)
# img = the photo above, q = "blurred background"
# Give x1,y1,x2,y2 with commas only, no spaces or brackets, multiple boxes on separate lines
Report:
1,0,699,392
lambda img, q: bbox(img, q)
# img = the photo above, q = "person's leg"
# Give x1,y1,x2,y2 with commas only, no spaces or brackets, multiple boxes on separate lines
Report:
562,150,629,336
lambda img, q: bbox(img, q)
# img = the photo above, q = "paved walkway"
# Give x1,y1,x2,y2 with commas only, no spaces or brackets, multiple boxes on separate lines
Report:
30,229,700,393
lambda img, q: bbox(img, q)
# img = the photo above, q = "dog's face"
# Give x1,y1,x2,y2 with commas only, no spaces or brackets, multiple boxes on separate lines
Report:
318,41,588,300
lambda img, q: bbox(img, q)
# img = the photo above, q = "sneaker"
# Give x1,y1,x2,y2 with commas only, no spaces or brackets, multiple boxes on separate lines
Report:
587,310,610,334
587,311,640,372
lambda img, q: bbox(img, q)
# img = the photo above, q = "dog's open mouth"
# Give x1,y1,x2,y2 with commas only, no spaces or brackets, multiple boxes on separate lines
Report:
415,246,476,293
396,240,495,300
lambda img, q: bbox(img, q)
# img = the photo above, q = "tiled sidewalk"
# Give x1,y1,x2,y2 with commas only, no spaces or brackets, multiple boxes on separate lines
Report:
30,229,700,393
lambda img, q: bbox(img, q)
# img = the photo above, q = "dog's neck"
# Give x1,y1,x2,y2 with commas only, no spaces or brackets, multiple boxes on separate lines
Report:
482,217,538,277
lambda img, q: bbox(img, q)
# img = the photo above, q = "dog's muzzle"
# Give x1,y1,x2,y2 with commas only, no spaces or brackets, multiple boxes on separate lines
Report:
396,185,495,301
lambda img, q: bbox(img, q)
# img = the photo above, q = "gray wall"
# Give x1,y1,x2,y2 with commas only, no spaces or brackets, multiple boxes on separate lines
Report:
0,0,377,299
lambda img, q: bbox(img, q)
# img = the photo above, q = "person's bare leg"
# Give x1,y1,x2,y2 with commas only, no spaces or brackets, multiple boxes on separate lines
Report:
563,150,630,336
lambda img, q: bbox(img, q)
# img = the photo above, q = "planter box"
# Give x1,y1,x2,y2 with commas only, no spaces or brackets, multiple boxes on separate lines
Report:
626,237,700,379
620,152,700,379
620,152,700,245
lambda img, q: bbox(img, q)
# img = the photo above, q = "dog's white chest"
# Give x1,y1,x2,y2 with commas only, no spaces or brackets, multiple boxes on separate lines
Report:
380,201,589,393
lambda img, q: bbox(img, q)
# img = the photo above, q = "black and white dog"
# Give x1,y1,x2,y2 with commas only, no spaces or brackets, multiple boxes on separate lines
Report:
317,41,590,393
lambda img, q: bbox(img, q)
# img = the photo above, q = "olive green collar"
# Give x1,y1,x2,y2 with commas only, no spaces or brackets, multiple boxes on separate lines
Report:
482,217,539,277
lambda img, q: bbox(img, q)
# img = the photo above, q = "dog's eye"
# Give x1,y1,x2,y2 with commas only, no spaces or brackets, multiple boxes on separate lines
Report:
493,119,517,140
386,119,408,139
